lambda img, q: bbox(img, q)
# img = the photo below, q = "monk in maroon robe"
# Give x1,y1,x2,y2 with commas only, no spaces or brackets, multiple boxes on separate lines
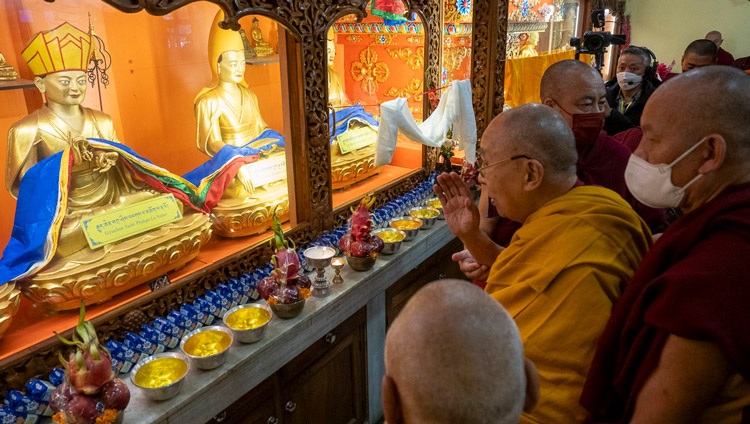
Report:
581,66,750,423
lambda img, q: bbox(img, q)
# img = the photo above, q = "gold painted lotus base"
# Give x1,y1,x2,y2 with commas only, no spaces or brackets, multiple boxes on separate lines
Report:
211,186,290,238
0,282,22,339
331,143,379,190
20,213,212,311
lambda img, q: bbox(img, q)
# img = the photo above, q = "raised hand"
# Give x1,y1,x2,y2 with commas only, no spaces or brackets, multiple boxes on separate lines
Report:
433,172,480,239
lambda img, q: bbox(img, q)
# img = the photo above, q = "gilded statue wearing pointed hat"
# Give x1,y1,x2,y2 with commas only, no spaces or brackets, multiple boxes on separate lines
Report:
1,21,211,310
193,11,289,237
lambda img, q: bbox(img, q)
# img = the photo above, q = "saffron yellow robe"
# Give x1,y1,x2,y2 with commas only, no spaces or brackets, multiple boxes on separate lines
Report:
486,186,651,424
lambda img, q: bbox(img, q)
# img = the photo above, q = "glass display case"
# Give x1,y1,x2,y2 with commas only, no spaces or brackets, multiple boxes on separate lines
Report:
0,0,459,394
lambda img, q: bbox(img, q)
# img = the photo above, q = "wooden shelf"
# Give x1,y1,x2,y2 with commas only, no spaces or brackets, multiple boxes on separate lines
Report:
246,54,279,65
0,78,34,91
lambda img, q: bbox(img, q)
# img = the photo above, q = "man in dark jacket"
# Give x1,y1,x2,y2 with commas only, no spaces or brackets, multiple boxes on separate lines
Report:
604,46,657,134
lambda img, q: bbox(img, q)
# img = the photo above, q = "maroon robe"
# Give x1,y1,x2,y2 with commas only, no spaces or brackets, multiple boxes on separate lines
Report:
580,183,750,423
718,47,735,66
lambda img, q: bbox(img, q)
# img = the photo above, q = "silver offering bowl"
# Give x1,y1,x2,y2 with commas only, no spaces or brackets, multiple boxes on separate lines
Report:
303,246,336,297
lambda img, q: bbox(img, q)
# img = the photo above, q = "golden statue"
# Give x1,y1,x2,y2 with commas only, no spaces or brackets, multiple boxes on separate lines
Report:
518,32,540,58
0,51,19,80
250,18,274,57
327,32,379,188
1,22,211,311
194,12,289,237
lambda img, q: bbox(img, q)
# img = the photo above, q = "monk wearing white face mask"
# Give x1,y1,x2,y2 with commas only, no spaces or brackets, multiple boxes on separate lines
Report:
582,66,750,424
604,46,658,130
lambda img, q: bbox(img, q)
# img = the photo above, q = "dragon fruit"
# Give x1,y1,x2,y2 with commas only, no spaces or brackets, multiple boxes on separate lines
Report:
51,303,130,424
56,304,114,396
340,195,383,259
264,208,312,305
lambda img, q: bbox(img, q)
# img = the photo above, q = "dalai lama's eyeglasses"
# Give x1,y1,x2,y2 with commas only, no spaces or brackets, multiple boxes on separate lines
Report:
476,153,531,177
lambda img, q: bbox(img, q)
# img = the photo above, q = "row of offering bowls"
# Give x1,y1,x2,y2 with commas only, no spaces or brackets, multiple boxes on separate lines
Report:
129,201,445,401
374,205,442,253
130,303,272,401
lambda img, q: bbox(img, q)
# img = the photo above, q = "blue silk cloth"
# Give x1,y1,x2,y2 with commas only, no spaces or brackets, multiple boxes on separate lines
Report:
0,134,271,285
329,105,379,142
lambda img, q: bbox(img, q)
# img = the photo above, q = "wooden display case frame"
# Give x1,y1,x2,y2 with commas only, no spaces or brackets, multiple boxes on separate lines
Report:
0,0,508,395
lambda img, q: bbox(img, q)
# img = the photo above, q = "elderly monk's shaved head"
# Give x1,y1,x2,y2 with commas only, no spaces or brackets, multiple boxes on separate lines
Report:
540,59,602,100
485,103,578,178
383,279,528,424
651,67,750,161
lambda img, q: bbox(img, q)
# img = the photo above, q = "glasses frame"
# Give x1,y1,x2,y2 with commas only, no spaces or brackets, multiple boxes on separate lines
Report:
476,154,531,177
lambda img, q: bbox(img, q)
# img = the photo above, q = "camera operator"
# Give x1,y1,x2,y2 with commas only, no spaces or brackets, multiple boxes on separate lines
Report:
603,46,659,134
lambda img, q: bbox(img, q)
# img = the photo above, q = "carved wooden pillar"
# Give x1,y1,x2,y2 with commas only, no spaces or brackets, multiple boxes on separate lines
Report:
471,0,509,143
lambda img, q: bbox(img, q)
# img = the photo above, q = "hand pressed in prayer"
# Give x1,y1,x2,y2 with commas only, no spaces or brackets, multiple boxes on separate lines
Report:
452,249,489,281
433,172,480,239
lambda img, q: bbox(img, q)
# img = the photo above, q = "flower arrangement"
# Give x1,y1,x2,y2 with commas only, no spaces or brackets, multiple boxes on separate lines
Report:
50,303,129,424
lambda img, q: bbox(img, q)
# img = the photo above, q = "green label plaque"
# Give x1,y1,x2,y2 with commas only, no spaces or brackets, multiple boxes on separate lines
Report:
81,194,183,249
336,126,377,154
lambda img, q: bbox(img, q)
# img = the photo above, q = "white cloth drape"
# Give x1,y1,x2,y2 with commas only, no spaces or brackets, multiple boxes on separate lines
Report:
375,79,477,167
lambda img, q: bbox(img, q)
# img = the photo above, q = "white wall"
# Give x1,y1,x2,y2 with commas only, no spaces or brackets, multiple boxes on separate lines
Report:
625,0,750,71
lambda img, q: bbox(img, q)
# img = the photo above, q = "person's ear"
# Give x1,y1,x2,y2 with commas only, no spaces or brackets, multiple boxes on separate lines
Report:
382,374,403,424
33,76,45,93
522,159,544,190
698,134,726,174
523,357,540,413
542,97,555,108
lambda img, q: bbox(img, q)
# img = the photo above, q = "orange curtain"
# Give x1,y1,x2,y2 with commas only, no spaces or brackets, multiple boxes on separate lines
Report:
504,49,576,108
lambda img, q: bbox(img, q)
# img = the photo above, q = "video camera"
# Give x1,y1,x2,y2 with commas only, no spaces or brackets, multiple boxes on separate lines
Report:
569,9,626,71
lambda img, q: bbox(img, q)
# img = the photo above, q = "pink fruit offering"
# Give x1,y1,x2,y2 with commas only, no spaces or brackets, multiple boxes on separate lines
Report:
99,378,130,411
258,276,279,300
371,235,385,254
349,240,372,258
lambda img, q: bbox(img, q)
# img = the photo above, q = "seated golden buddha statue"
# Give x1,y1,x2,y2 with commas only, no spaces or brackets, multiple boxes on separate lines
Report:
0,22,211,311
250,17,274,57
193,12,289,237
327,34,380,188
0,51,19,80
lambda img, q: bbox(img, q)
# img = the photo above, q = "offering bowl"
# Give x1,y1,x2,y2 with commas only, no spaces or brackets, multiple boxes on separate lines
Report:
131,352,189,401
372,228,406,255
389,216,423,241
346,254,377,271
269,298,306,319
426,198,444,219
180,325,233,370
223,303,272,344
409,207,440,229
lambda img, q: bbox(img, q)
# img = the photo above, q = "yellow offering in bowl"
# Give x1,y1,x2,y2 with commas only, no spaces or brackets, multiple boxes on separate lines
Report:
409,208,440,219
224,304,272,343
130,352,190,401
426,198,442,210
390,217,423,241
376,230,406,243
183,329,232,357
372,228,407,255
134,357,188,389
391,219,422,230
409,207,440,229
180,326,234,370
225,306,271,330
